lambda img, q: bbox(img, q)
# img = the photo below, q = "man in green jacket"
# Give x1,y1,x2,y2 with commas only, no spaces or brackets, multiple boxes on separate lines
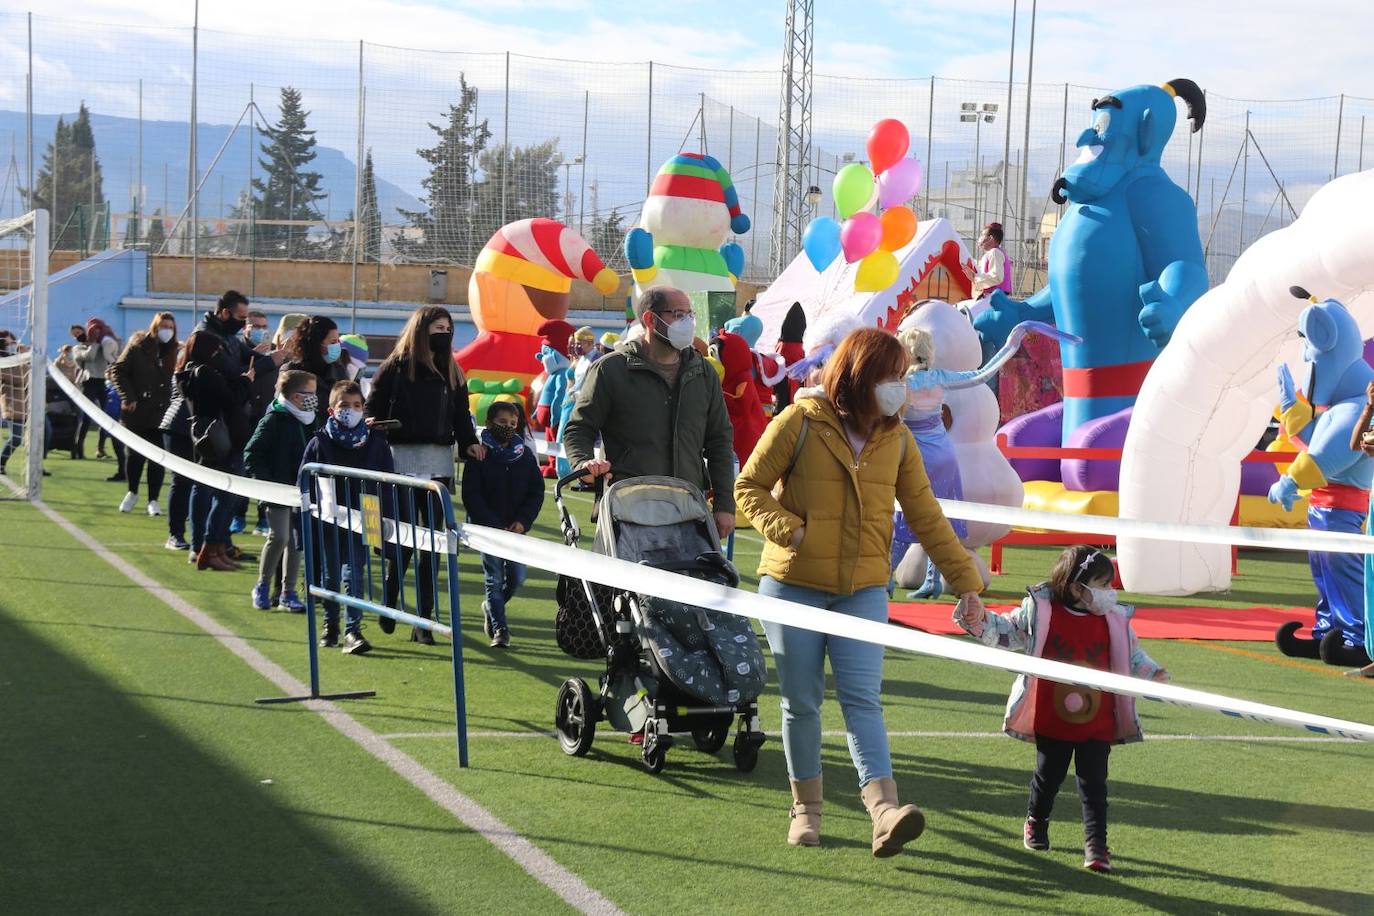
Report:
565,286,737,539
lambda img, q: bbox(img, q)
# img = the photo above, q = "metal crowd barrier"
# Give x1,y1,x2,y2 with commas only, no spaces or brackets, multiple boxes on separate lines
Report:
254,462,470,768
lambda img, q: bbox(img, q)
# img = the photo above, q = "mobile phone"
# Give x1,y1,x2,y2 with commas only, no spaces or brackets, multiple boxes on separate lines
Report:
372,419,402,431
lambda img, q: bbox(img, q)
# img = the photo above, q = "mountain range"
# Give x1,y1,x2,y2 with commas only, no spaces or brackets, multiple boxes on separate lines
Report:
0,110,421,223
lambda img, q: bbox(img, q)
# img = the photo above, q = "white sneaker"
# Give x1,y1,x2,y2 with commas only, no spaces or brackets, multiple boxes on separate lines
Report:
118,492,137,513
146,500,162,517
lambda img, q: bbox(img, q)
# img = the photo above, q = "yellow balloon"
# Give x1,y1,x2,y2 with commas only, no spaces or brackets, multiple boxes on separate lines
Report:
854,250,900,292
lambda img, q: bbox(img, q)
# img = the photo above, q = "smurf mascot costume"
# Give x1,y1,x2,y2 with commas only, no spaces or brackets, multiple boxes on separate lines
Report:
974,79,1209,444
534,320,575,479
1270,287,1374,668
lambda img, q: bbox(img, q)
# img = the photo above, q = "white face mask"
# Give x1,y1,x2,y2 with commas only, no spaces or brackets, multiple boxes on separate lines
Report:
1084,585,1118,615
334,407,362,429
874,379,909,417
653,313,696,351
156,327,174,343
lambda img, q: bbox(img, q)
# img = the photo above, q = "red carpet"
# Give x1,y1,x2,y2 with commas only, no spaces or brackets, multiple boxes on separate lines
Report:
889,602,1311,642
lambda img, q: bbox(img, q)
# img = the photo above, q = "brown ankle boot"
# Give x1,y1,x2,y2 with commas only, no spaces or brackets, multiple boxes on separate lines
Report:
197,544,238,572
787,777,822,847
860,777,925,858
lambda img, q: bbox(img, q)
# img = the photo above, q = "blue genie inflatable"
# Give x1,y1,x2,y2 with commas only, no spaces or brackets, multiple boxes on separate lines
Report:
974,79,1209,462
1270,287,1374,668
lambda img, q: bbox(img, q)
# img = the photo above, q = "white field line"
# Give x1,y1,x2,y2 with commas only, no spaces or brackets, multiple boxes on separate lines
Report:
380,729,1359,744
22,493,625,916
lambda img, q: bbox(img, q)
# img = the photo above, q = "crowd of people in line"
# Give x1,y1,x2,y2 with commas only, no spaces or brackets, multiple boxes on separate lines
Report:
0,281,1169,870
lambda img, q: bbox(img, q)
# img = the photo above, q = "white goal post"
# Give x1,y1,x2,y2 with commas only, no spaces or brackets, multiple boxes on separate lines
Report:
0,209,50,500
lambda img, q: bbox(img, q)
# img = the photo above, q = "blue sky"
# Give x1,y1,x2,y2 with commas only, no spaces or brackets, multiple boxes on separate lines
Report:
2,0,1369,243
4,0,1371,98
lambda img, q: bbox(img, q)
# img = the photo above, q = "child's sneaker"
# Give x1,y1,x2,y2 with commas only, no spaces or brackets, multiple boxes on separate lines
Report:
491,627,510,649
278,591,306,613
1083,841,1112,873
1023,816,1050,851
251,581,273,611
318,623,339,648
165,534,189,550
341,631,372,655
229,516,246,535
254,518,270,537
146,500,162,517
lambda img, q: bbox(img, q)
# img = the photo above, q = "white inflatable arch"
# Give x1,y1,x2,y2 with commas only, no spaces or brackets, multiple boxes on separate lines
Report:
1118,169,1374,595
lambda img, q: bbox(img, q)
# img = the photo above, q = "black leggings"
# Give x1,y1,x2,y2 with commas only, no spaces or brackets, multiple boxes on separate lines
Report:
1027,735,1110,845
122,426,165,500
382,478,451,619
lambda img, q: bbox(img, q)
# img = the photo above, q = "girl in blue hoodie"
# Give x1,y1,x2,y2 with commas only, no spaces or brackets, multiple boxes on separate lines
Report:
461,401,544,648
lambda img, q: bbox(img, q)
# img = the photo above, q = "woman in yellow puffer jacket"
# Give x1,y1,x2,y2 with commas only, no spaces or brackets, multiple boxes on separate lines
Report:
736,327,986,857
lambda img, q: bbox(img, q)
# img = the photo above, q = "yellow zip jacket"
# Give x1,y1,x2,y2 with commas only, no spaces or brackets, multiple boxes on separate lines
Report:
735,395,982,596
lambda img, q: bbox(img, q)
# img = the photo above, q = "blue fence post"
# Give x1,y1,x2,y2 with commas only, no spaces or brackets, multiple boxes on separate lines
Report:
300,475,321,699
436,481,469,768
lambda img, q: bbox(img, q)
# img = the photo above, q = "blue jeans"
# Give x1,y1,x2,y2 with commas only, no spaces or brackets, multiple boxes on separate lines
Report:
190,480,235,551
0,417,24,471
480,553,527,632
759,576,892,788
163,433,194,541
320,529,366,633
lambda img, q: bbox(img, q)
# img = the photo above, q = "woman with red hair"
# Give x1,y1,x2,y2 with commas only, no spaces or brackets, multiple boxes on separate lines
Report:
736,327,986,856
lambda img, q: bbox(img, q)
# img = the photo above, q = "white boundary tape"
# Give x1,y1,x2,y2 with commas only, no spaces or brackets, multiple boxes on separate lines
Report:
461,524,1374,742
46,360,1374,742
47,363,300,506
0,350,31,370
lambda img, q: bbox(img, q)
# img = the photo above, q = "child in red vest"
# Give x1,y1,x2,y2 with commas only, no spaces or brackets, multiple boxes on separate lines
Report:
955,545,1169,873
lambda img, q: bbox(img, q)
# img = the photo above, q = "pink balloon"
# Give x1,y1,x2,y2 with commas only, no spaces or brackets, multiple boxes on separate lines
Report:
878,158,924,208
840,212,882,264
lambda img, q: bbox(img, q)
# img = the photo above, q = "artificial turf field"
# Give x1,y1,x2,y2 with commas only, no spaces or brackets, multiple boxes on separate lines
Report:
2,454,1372,915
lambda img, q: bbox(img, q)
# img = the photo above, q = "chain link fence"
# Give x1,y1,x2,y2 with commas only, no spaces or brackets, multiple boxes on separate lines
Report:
6,10,1368,294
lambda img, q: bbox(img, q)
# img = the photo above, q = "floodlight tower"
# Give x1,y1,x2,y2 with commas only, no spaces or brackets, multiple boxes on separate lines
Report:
769,0,815,275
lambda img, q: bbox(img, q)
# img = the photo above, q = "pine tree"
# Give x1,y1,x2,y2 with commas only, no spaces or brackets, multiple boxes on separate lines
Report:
587,207,627,270
29,103,105,250
472,140,563,243
395,75,491,263
123,198,141,249
360,148,381,261
248,87,325,258
145,208,166,252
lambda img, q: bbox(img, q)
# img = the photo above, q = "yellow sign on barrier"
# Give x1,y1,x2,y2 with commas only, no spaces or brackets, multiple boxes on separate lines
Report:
361,493,382,547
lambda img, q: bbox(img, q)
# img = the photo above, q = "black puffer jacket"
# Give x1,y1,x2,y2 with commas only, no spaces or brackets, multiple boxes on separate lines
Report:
177,340,253,468
109,333,175,432
365,357,477,453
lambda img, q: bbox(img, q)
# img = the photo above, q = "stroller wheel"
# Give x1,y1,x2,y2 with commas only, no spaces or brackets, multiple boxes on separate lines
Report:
641,741,668,774
732,733,760,773
555,678,598,757
641,724,670,774
691,717,732,755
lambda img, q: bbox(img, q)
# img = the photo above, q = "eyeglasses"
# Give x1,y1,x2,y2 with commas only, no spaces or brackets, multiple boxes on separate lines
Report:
653,309,695,322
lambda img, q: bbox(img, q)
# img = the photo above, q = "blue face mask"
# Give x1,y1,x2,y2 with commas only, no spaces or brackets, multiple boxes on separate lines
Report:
247,328,268,346
324,342,342,363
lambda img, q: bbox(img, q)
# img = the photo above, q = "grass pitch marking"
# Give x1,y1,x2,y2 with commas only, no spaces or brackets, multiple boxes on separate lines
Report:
380,729,1358,744
24,494,625,916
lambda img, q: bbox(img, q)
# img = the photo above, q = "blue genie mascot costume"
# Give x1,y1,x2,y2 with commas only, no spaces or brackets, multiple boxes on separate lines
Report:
974,79,1209,444
1270,287,1374,668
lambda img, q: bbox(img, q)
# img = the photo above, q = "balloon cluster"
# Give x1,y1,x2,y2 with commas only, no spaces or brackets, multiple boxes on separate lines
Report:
802,119,924,293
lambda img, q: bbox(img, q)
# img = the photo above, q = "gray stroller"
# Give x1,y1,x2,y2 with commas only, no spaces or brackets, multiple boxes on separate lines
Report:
553,473,768,774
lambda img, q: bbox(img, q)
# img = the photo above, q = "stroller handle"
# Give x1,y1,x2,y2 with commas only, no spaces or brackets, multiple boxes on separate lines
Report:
554,467,609,504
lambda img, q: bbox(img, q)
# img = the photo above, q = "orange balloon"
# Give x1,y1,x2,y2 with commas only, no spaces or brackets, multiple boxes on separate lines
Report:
878,207,917,251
